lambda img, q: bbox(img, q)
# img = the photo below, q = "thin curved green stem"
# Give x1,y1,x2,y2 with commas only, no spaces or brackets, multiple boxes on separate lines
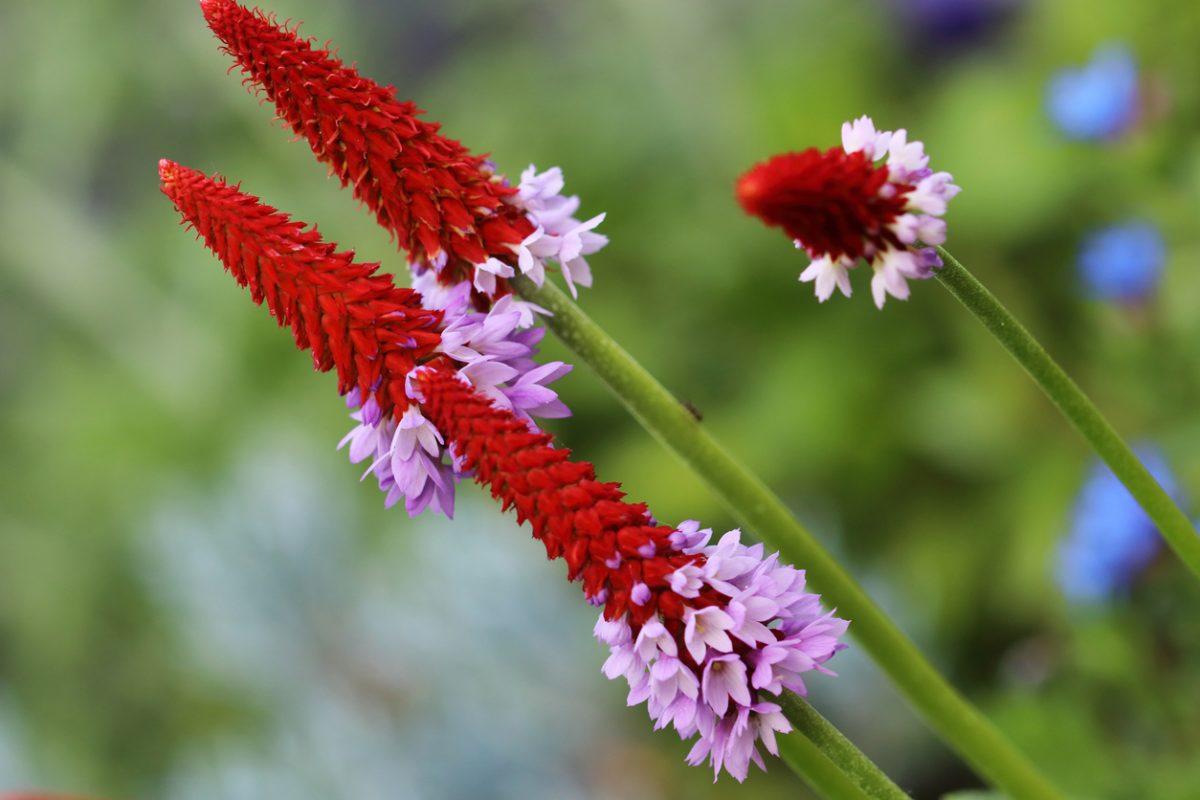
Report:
783,695,911,799
512,275,1064,800
778,724,875,800
935,247,1200,581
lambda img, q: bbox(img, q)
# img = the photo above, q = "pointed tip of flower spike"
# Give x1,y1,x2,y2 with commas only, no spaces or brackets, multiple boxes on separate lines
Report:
160,160,442,416
158,158,180,188
158,160,209,210
198,0,230,24
198,0,535,284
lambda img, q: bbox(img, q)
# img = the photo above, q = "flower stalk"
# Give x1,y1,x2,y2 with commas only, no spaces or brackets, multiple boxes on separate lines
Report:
777,733,874,800
934,247,1200,582
511,273,1064,800
781,696,910,800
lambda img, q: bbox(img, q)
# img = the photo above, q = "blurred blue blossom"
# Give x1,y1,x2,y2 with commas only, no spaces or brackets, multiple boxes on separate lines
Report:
1077,222,1166,302
1046,45,1139,140
887,0,1021,50
1056,447,1181,604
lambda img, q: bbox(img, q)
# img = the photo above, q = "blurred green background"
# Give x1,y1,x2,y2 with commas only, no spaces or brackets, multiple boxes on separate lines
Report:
3,0,1200,797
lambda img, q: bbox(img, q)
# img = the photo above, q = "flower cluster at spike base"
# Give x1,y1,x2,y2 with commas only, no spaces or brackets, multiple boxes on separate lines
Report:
736,115,960,308
339,161,606,518
163,0,850,780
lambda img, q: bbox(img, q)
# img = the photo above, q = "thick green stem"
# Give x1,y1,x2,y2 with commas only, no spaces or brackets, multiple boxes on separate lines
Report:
778,725,876,800
935,248,1200,581
512,275,1064,800
782,696,911,799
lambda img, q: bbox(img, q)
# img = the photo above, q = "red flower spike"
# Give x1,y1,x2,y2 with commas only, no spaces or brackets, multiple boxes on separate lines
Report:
414,368,726,633
159,159,442,417
735,147,914,262
199,0,535,286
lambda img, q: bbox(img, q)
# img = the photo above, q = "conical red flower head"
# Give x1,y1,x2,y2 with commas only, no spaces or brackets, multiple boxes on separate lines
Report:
736,147,914,262
199,0,534,287
159,159,442,417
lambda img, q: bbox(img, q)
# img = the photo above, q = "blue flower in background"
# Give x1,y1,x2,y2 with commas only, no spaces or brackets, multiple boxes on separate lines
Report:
1046,45,1139,140
886,0,1022,51
1056,447,1181,604
1077,222,1166,302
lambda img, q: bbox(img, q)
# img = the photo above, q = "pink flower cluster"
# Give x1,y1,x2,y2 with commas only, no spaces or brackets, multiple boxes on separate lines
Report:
596,523,849,780
339,166,599,518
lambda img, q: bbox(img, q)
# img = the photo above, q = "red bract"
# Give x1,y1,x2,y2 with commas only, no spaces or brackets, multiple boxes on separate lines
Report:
159,159,442,418
199,0,534,287
736,147,913,262
414,367,726,630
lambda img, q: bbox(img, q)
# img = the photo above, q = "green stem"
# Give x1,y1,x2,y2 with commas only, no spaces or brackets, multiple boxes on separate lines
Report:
778,724,876,800
512,275,1064,799
935,247,1200,581
782,695,911,799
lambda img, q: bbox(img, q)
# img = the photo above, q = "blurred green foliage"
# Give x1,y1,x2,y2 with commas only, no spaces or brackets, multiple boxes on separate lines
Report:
3,0,1200,797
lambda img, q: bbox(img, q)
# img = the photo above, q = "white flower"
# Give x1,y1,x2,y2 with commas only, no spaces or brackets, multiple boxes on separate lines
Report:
635,619,679,661
516,165,577,227
683,606,736,663
701,655,752,716
392,405,443,461
870,248,921,309
508,226,550,286
841,115,892,160
511,164,607,294
556,213,607,297
799,255,853,302
908,170,961,216
472,257,514,295
884,128,929,182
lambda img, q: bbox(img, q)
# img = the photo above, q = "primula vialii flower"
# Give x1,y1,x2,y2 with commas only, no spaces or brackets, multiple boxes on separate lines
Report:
737,115,960,308
162,0,848,780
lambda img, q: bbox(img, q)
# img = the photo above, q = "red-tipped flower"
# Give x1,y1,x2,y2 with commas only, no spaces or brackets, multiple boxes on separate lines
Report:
738,115,959,308
159,159,442,417
199,0,534,284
